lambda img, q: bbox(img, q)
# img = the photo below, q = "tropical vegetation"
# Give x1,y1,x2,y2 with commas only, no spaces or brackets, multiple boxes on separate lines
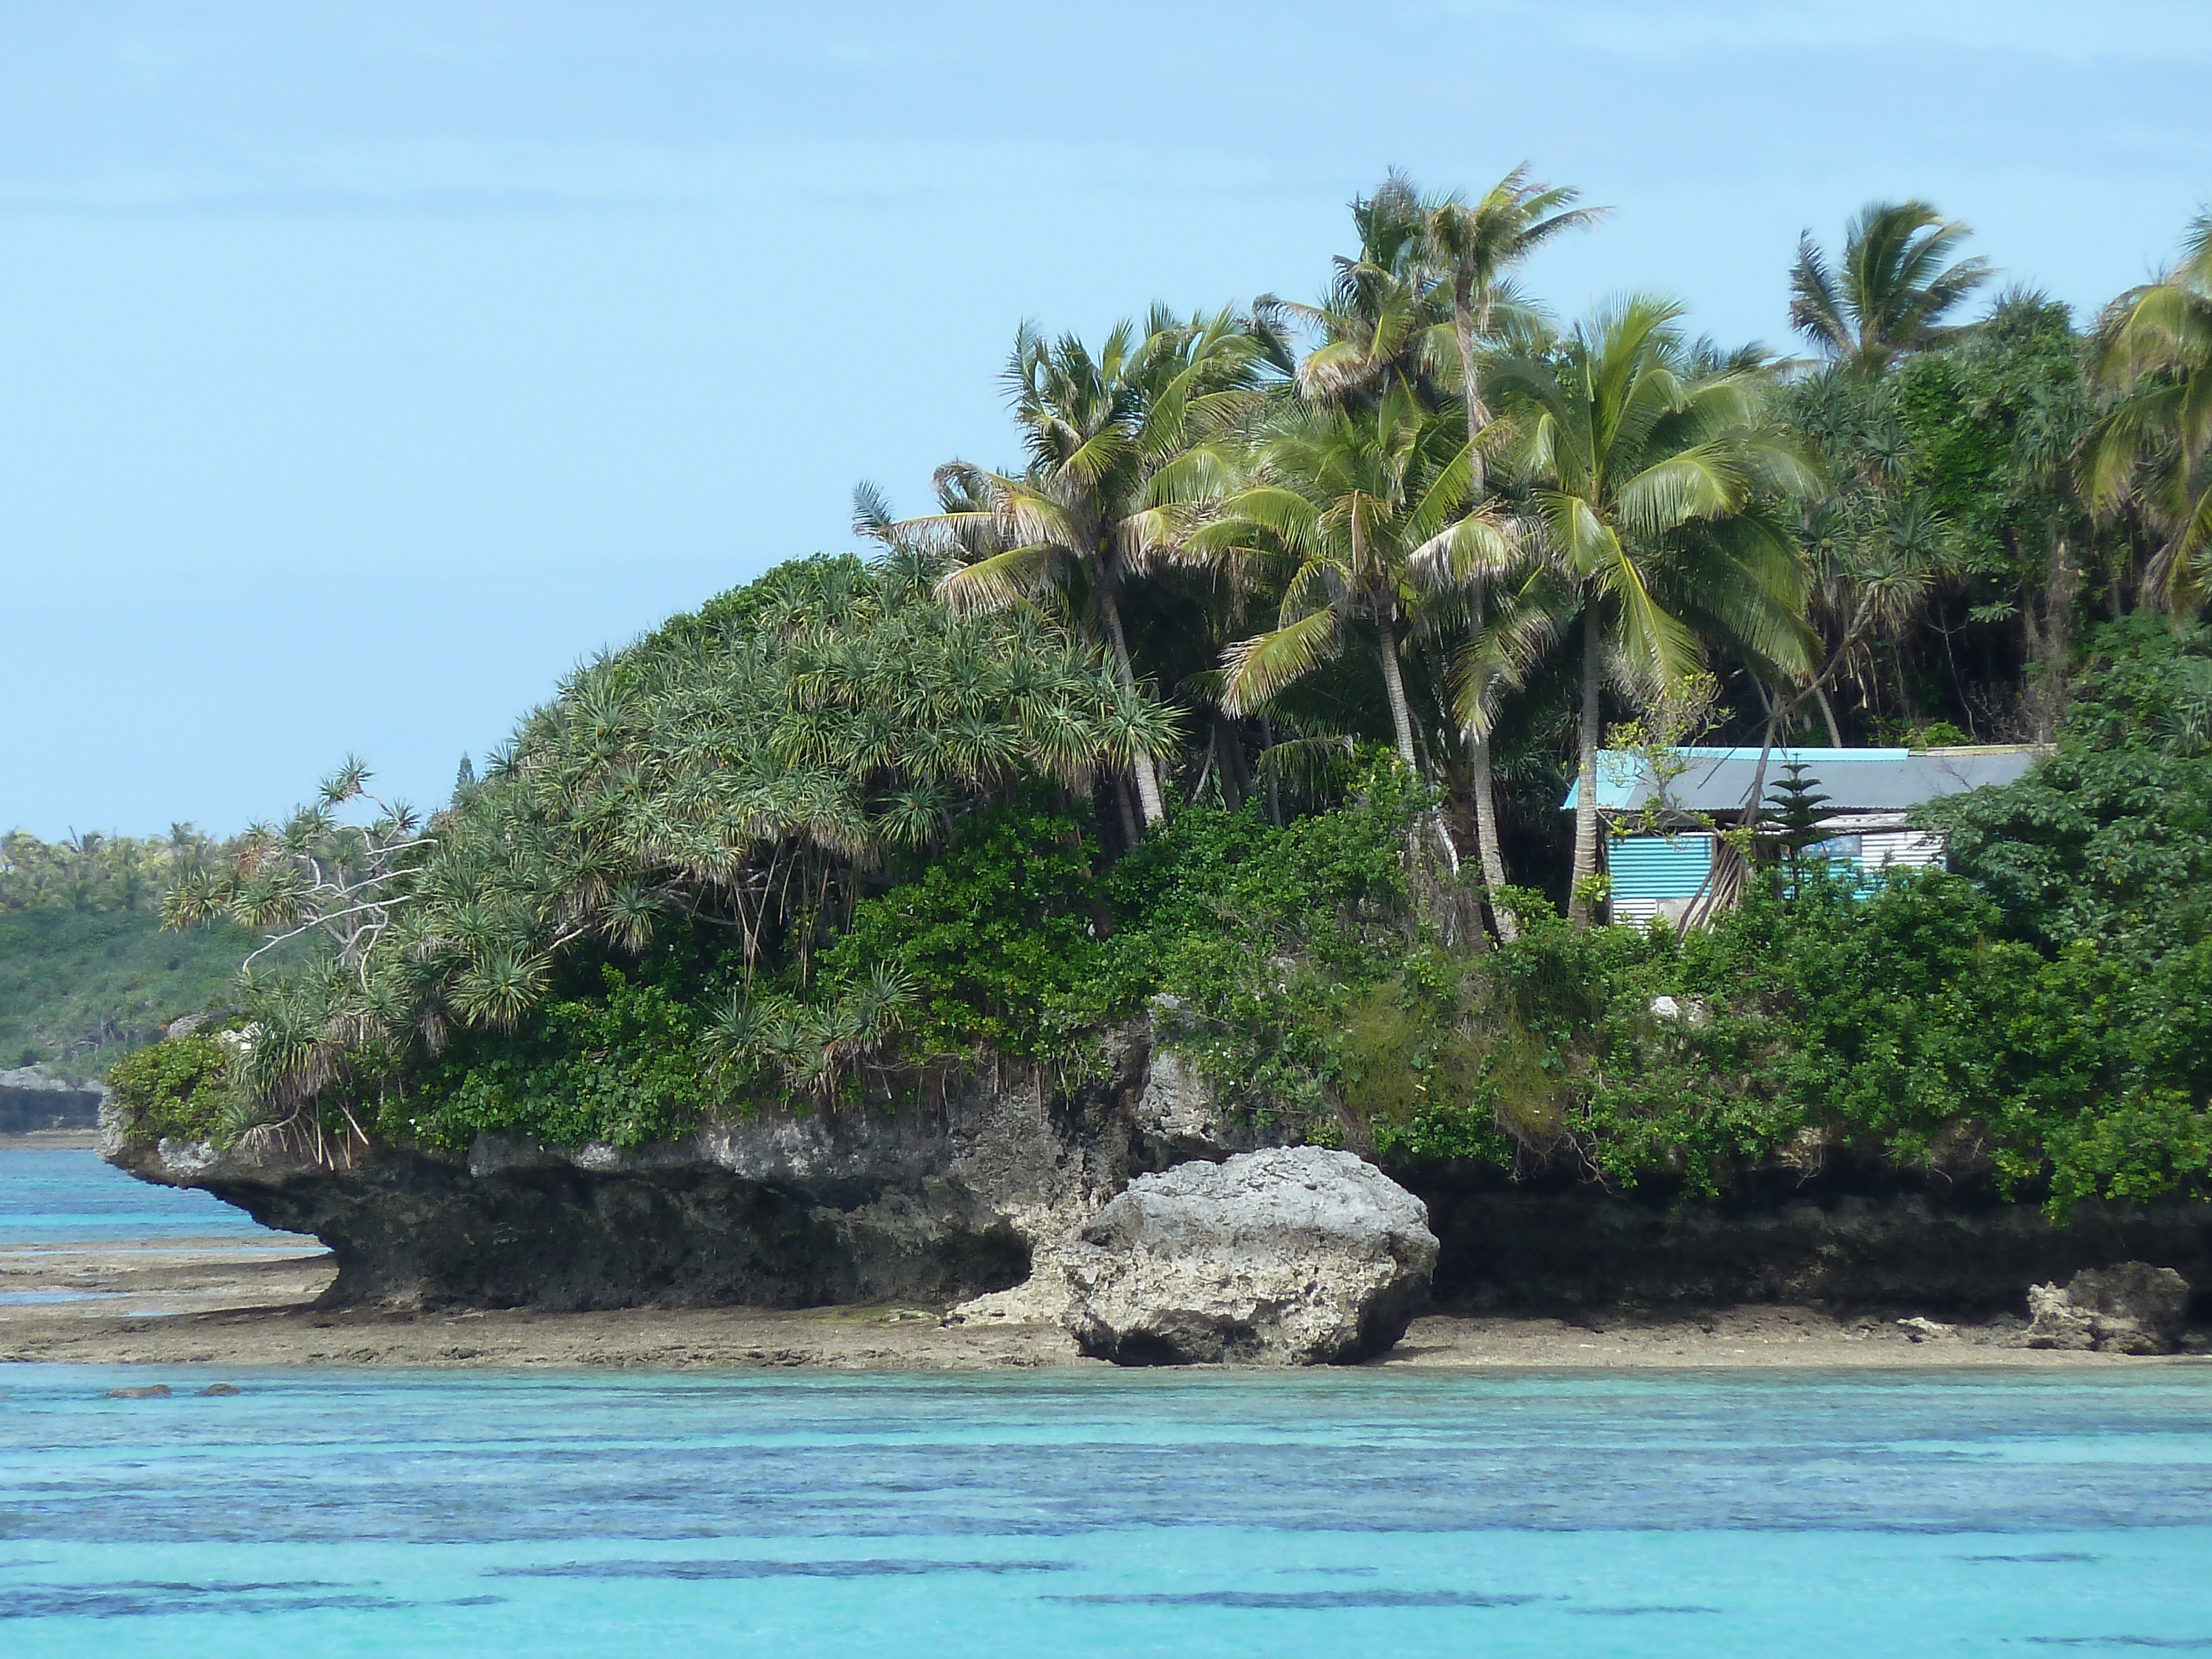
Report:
0,830,252,1080
85,172,2212,1216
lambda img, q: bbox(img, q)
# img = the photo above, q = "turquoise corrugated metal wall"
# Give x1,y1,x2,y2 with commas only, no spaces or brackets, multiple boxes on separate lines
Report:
1608,834,1713,900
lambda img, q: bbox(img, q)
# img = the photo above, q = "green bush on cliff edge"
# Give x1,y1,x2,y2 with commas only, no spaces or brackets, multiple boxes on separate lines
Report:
108,1033,238,1144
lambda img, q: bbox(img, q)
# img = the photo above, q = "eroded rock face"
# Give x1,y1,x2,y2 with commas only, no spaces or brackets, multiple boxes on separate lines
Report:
101,1043,1144,1312
2022,1262,2191,1354
1058,1146,1438,1366
949,1024,1296,1331
0,1065,107,1134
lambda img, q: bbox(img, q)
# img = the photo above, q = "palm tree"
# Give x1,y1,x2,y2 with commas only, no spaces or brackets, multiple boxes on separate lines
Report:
877,307,1265,825
1487,298,1819,926
1789,201,1992,374
1422,166,1600,937
1194,383,1517,875
2084,211,2212,611
1260,174,1452,409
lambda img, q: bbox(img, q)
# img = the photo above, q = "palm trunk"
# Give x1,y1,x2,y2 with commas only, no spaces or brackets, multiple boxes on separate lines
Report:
1259,717,1282,827
1813,684,1843,748
1454,278,1511,935
1375,609,1421,773
1378,609,1462,879
1468,733,1517,941
1568,603,1604,929
1095,580,1165,826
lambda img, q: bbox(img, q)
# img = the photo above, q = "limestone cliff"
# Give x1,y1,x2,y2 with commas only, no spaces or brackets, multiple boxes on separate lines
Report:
102,1026,2212,1319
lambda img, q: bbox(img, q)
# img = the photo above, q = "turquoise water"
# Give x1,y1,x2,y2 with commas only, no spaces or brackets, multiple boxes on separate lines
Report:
0,1149,315,1245
1,1365,2209,1655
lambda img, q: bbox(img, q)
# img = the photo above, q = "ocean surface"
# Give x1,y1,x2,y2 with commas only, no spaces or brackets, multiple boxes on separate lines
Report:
2,1156,2210,1654
0,1148,314,1246
0,1362,2206,1653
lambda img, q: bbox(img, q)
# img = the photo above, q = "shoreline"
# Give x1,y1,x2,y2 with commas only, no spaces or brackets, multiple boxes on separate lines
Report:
0,1129,101,1152
4,1164,2199,1374
1,1251,2199,1371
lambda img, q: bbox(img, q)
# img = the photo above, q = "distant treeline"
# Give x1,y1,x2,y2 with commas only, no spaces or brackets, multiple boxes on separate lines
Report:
0,829,239,917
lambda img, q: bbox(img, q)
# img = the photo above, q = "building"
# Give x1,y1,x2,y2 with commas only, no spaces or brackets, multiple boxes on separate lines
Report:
1559,745,2044,925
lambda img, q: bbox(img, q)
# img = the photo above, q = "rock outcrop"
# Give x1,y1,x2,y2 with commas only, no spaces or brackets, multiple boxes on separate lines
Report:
0,1065,108,1134
101,1026,1283,1314
102,1020,2212,1323
1058,1146,1438,1365
2021,1262,2191,1354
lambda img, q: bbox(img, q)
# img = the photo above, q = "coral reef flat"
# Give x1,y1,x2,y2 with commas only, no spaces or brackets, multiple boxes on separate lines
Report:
1,1260,2192,1373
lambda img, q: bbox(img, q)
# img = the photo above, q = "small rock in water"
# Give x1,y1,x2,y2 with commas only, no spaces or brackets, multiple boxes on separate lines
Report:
197,1383,242,1396
1058,1146,1437,1366
1897,1316,1957,1342
2020,1262,2190,1354
105,1385,172,1400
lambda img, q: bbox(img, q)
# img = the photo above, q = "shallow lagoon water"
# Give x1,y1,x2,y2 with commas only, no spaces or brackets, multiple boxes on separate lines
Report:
0,1149,314,1246
1,1364,2209,1656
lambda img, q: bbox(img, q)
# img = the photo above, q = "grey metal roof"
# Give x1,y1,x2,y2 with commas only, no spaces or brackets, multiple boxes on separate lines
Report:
1561,745,2046,815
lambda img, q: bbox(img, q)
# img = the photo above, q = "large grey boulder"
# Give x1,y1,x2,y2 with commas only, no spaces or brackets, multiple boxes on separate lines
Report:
1058,1146,1438,1366
2022,1262,2191,1354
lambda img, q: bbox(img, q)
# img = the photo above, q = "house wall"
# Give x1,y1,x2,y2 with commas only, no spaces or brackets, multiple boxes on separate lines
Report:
1605,823,1949,925
1606,833,1713,924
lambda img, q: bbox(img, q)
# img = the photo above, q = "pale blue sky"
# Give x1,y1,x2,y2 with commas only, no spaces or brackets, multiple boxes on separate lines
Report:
5,1,2209,837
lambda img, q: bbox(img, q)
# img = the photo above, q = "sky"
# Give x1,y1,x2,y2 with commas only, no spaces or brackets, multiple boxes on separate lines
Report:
4,1,2209,839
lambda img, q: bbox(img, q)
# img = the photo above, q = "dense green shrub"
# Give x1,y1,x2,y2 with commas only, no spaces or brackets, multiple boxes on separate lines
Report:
813,800,1109,1062
108,1033,237,1144
405,961,723,1151
1359,620,2212,1213
366,622,2210,1219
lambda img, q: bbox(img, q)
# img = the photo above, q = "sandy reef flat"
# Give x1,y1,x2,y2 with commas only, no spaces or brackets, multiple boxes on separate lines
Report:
1,1238,2198,1371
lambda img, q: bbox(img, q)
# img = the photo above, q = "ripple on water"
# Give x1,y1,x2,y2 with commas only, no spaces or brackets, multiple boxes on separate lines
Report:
0,1366,2205,1657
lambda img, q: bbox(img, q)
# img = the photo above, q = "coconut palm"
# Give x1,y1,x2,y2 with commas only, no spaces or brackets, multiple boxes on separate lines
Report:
877,307,1264,824
1194,384,1519,878
1487,297,1819,926
1789,201,1992,374
1260,173,1453,409
1422,167,1600,936
2084,211,2212,610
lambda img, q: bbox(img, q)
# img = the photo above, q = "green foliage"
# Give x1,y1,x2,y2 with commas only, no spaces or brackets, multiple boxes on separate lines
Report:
108,1033,238,1143
1764,762,1835,886
137,179,2211,1194
165,554,1170,1133
1,827,234,917
1354,621,2212,1213
410,961,722,1152
0,907,251,1082
1928,616,2212,957
814,800,1107,1061
1103,765,1419,1127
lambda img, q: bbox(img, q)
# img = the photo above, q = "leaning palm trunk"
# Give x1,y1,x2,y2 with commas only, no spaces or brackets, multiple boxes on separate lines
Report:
1568,605,1604,928
1095,581,1166,825
1451,288,1517,941
1465,733,1516,940
1377,609,1464,893
1374,608,1422,772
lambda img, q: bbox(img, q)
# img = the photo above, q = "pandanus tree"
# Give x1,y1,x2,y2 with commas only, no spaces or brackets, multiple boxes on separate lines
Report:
170,557,1164,1131
2084,212,2212,611
1421,166,1601,936
1486,298,1820,926
1788,200,1992,375
877,307,1266,826
1193,382,1520,876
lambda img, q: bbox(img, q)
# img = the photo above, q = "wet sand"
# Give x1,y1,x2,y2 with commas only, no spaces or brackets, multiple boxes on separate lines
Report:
1,1238,2195,1371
